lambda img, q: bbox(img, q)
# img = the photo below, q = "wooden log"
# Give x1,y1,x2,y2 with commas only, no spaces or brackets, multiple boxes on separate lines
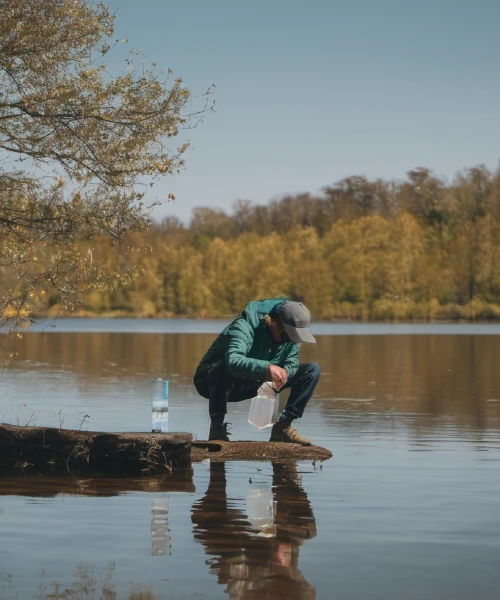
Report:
0,424,192,476
192,440,333,462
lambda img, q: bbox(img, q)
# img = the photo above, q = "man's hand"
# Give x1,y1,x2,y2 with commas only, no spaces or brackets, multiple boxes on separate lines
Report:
267,364,288,390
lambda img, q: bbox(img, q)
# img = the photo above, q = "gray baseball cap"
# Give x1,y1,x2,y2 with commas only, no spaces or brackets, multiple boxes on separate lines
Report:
278,301,316,344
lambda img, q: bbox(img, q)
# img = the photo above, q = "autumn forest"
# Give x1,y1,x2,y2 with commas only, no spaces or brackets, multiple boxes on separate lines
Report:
33,164,500,321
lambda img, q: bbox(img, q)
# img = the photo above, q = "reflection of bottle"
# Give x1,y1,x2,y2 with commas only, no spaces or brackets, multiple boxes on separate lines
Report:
152,379,169,433
151,497,171,556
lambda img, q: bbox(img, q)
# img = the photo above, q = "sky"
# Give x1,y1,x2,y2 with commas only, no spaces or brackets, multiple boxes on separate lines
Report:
107,0,500,224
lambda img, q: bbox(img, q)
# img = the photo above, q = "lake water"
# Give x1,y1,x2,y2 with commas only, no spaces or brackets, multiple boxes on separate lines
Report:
1,320,500,599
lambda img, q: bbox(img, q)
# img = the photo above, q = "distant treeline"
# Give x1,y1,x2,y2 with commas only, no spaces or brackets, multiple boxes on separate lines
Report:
44,165,500,320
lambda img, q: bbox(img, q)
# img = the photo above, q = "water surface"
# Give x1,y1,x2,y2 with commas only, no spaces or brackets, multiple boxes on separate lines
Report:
24,317,500,335
1,321,500,599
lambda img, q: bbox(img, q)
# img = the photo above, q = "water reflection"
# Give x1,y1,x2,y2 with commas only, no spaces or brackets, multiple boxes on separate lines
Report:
3,332,500,441
0,562,156,600
4,333,500,429
0,463,318,599
0,472,195,497
192,461,317,599
151,497,171,557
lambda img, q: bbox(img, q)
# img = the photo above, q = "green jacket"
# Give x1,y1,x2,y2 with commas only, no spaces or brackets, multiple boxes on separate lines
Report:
196,299,300,382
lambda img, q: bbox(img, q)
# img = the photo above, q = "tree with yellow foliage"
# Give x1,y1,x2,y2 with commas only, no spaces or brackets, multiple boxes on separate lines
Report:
0,0,211,328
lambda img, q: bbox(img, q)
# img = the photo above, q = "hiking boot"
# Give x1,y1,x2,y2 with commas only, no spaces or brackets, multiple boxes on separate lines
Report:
209,422,231,442
270,420,311,446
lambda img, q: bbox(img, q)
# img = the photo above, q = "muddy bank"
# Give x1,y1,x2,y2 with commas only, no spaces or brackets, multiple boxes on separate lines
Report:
192,440,332,462
0,424,192,476
0,424,332,475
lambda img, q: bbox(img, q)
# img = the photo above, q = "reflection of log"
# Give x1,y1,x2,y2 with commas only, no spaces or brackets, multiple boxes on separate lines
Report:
192,440,332,462
0,471,195,497
0,424,192,476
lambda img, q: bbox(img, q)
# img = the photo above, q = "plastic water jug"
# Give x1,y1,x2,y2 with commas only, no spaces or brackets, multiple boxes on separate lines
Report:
152,378,169,433
248,382,279,429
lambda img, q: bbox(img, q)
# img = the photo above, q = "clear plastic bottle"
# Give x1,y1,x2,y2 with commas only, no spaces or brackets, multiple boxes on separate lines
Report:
152,378,169,433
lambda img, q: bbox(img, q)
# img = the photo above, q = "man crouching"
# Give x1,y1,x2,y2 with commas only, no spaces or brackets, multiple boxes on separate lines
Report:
193,298,320,446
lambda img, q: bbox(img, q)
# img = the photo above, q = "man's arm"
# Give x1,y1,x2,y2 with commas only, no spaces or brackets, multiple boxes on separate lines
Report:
281,343,300,380
225,318,269,381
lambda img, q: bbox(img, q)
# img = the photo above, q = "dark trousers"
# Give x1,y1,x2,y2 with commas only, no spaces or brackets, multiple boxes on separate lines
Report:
193,361,320,421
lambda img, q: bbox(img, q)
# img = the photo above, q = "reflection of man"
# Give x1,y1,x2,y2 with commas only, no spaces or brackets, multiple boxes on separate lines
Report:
193,299,320,445
191,461,317,599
